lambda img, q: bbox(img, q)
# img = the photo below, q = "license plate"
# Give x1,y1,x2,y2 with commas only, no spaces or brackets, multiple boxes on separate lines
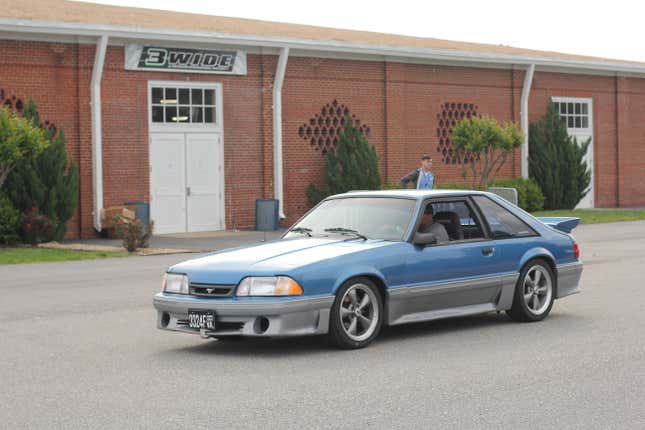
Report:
188,309,216,330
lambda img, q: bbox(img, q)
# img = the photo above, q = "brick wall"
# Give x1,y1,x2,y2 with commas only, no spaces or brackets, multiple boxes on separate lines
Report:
2,39,644,239
0,40,84,238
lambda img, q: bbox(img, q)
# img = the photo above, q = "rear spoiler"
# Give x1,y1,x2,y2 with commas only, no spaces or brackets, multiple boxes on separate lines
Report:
536,217,580,233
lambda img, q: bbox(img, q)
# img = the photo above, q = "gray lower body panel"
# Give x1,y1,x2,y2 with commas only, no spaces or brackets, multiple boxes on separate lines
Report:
153,293,334,338
387,274,518,326
556,261,583,298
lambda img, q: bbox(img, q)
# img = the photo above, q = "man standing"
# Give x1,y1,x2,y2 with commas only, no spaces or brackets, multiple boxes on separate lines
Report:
400,154,435,189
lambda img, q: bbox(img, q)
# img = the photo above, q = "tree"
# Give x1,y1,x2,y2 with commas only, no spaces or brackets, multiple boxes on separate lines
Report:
529,101,591,210
451,115,522,189
307,116,380,205
0,106,47,189
5,99,80,240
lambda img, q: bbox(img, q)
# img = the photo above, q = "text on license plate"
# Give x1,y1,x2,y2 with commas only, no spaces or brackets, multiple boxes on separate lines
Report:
188,310,215,330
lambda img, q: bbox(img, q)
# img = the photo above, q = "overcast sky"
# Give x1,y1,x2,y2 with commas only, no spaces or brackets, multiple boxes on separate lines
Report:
82,0,644,63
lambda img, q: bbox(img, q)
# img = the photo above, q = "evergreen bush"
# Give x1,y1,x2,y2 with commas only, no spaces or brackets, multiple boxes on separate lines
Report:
5,99,79,241
0,193,20,245
529,101,591,210
22,207,55,247
307,116,380,205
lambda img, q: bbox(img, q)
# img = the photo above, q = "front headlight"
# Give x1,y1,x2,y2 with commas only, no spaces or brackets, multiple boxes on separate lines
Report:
236,276,303,296
162,273,189,294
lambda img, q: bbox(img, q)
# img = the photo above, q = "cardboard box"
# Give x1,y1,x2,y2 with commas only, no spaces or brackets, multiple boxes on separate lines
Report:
101,206,135,229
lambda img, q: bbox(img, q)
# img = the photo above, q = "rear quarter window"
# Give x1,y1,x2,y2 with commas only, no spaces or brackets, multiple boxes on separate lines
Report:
472,195,538,239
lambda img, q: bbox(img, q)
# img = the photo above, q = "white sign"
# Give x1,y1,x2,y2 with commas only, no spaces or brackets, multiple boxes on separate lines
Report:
125,45,247,75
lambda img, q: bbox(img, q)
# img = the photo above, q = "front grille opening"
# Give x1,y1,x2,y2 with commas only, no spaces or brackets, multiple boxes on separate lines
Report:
189,283,235,297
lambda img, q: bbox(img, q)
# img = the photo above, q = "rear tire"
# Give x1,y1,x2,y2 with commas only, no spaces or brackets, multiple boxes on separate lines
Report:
329,277,383,349
506,260,555,322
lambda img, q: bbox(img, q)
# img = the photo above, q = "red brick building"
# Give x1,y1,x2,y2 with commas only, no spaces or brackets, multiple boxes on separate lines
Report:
1,0,644,238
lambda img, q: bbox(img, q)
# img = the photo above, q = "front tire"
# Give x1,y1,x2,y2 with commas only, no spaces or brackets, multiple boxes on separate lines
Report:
507,260,555,322
329,277,383,349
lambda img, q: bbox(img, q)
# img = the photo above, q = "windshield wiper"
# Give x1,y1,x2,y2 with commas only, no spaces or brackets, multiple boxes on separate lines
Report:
323,227,368,240
290,227,313,237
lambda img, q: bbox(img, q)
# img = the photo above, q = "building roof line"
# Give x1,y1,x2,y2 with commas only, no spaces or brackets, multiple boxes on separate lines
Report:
2,17,645,76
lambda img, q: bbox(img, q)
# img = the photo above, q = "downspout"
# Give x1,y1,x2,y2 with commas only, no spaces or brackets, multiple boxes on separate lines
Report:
520,63,535,179
91,35,108,231
273,47,289,219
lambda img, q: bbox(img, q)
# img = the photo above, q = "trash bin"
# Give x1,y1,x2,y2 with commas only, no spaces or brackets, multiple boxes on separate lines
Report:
255,198,279,231
124,201,150,226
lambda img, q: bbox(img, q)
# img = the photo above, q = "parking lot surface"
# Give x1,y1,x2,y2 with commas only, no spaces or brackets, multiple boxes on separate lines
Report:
1,221,644,429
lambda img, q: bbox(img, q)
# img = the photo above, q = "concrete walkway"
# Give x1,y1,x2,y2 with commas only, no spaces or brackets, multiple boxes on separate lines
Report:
65,229,286,253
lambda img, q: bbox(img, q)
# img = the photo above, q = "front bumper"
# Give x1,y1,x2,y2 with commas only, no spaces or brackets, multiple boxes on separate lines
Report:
153,293,334,338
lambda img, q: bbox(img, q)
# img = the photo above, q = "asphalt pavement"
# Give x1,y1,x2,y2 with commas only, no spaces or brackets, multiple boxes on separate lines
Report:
1,221,644,429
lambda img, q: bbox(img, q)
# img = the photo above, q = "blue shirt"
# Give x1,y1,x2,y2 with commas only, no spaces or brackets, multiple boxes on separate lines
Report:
417,170,434,189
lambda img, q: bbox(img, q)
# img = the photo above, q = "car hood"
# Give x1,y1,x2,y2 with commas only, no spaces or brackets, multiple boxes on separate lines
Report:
169,237,391,284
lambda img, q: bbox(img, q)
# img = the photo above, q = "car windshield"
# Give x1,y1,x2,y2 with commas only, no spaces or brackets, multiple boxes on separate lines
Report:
284,197,417,241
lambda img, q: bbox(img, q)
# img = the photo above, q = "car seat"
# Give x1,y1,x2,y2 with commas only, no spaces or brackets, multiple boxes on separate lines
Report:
434,211,464,241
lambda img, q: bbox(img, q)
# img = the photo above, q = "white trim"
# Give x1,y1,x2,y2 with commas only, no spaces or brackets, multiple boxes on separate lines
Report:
520,64,535,179
551,96,595,208
273,47,289,219
2,18,645,77
147,81,226,232
91,35,108,231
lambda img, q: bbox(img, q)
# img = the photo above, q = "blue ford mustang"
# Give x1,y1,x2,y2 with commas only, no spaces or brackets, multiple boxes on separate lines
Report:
153,190,583,349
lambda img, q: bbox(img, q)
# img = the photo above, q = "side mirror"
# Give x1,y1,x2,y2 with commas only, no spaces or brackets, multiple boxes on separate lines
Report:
413,232,437,247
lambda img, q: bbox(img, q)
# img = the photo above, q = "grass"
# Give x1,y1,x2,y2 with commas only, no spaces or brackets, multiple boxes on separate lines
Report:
0,247,130,265
531,209,645,224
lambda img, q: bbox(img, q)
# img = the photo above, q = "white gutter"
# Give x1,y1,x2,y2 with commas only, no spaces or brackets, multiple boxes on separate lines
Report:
91,35,108,231
273,47,289,219
520,64,535,179
3,19,645,76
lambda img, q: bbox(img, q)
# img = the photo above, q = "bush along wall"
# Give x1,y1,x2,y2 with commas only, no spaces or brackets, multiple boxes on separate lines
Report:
529,101,591,210
4,99,79,241
307,115,380,206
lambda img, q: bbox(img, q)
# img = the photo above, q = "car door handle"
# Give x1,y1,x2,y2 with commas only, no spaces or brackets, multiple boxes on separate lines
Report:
482,247,495,256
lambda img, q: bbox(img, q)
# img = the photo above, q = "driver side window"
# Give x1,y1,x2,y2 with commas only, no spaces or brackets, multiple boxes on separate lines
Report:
420,200,485,243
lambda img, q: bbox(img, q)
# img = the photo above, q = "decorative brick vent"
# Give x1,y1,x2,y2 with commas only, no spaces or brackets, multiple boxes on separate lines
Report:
298,100,370,155
436,102,479,164
0,88,56,132
0,88,24,113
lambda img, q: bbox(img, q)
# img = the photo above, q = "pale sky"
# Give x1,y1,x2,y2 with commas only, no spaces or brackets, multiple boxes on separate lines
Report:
81,0,644,63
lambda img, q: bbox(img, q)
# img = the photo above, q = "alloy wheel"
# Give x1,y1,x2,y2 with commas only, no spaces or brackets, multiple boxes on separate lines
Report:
339,283,379,342
523,265,553,315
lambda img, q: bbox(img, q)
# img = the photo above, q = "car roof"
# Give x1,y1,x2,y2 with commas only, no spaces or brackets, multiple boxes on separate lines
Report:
329,189,490,200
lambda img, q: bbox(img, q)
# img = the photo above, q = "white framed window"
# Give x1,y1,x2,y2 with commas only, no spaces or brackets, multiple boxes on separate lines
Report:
148,81,222,132
552,98,591,130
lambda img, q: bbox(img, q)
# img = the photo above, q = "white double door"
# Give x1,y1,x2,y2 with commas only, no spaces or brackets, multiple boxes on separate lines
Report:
150,133,224,234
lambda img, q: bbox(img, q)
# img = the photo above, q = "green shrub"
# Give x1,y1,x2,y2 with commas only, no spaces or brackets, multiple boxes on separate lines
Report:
529,101,591,209
307,116,380,205
4,99,79,241
0,193,20,245
0,106,48,189
435,182,476,190
22,207,55,247
115,217,154,252
433,178,544,212
379,181,402,190
494,177,545,211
